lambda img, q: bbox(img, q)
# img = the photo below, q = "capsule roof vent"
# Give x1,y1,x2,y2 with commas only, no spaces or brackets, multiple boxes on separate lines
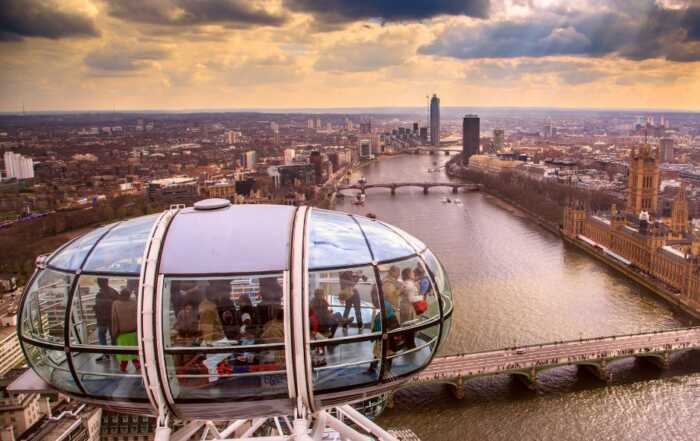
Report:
193,198,231,211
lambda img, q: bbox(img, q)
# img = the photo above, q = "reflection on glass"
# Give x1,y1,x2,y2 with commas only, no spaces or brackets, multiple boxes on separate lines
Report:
72,352,146,399
354,216,414,261
22,270,73,343
165,348,287,400
48,226,111,270
439,316,452,350
309,210,372,269
422,249,453,313
70,276,138,347
162,274,287,400
378,257,438,330
163,275,284,348
383,222,426,253
309,266,378,336
25,345,81,394
83,214,158,273
384,324,439,379
308,265,381,390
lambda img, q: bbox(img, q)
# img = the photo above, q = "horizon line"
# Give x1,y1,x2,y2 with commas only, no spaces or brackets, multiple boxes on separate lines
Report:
2,104,699,116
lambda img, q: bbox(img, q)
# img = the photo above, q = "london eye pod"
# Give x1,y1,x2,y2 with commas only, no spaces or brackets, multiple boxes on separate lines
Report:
17,200,453,430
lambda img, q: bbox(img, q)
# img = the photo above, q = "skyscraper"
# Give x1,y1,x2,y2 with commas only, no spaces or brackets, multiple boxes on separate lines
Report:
493,129,505,151
3,151,34,180
660,138,674,163
462,115,480,163
430,94,440,146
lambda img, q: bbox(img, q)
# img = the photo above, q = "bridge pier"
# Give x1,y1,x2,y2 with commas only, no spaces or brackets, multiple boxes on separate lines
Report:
391,186,396,196
386,392,395,409
452,186,458,194
579,362,611,383
423,187,429,195
449,377,465,400
511,369,537,391
636,353,670,370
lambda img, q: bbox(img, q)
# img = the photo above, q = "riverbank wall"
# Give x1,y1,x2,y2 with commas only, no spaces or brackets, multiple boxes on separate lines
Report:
561,235,700,320
446,157,700,320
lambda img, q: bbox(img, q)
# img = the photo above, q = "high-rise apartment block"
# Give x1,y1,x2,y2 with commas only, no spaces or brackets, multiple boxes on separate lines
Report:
2,152,34,180
493,129,505,151
243,150,257,171
462,115,480,163
419,127,428,143
660,138,674,163
225,130,238,144
430,94,440,146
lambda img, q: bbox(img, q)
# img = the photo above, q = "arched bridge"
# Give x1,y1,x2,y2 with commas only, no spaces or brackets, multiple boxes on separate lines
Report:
336,182,480,195
390,327,700,405
405,147,462,155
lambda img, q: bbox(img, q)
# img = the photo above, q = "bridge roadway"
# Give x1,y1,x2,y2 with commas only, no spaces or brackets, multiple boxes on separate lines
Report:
336,182,480,195
393,327,700,403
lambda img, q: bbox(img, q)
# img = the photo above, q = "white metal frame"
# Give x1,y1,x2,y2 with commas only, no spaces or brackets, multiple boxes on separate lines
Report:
136,204,400,440
138,208,179,433
159,405,398,441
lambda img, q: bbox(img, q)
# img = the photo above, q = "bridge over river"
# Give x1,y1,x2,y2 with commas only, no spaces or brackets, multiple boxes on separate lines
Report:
336,182,480,195
390,326,700,405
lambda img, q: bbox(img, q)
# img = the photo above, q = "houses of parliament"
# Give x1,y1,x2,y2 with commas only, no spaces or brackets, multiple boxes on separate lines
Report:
563,144,700,314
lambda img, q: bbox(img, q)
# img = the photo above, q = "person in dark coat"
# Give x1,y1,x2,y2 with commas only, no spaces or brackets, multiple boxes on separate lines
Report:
93,278,118,361
256,277,283,330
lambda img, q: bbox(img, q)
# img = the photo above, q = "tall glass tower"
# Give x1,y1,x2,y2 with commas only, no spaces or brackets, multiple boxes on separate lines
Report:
462,114,480,164
430,94,440,146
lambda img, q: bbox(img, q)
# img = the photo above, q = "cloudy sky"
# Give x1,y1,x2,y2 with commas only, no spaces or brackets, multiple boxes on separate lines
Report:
1,0,699,112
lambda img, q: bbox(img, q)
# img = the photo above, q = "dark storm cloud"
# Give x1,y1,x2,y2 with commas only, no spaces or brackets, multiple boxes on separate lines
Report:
0,0,99,41
104,0,287,27
284,0,490,24
84,45,170,74
420,1,700,62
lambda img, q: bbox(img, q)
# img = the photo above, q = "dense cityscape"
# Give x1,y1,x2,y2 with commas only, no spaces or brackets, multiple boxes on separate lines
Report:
1,100,699,440
2,0,700,440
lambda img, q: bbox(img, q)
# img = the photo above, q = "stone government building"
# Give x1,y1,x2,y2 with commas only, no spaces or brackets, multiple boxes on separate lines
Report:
563,144,700,313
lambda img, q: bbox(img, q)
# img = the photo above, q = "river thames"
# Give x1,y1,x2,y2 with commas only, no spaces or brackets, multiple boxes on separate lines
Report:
337,154,699,441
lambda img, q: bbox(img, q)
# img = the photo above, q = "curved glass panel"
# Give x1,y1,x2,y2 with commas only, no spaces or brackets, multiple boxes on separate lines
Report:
162,274,287,400
163,275,285,348
382,222,426,253
25,345,81,394
72,352,146,399
309,210,372,269
48,226,111,270
439,316,452,351
70,276,138,347
83,214,158,274
21,269,73,344
422,249,453,314
378,257,439,330
353,216,414,262
384,323,439,379
308,266,381,391
165,348,287,401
